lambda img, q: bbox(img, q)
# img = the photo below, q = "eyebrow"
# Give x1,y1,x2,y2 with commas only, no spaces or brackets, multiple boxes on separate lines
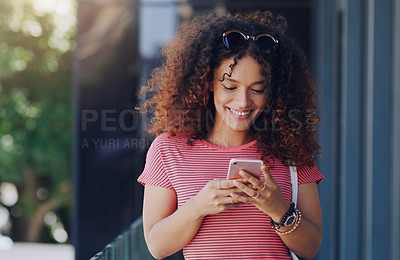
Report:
225,78,265,86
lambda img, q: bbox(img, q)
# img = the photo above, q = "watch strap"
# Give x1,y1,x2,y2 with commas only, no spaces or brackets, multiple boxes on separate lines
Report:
270,202,296,230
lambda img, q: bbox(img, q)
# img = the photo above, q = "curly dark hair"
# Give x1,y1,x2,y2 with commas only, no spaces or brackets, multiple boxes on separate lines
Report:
139,10,321,169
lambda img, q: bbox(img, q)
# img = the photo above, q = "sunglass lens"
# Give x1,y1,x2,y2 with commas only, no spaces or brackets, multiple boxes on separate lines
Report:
256,36,278,54
224,32,246,49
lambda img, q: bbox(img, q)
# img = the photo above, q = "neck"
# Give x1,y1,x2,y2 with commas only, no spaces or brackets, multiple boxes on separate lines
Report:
206,127,254,147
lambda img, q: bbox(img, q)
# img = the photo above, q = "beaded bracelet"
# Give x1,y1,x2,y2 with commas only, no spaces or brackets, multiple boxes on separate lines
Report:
274,209,302,236
280,202,295,226
270,202,295,230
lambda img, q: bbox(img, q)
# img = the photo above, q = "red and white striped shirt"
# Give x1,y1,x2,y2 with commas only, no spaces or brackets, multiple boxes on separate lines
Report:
138,133,323,259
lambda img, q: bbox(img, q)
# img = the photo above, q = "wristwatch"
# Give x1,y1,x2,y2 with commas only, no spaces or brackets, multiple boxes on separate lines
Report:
282,210,297,226
270,202,297,230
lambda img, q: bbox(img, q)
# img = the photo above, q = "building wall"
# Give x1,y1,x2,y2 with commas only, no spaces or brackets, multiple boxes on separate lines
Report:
314,0,400,259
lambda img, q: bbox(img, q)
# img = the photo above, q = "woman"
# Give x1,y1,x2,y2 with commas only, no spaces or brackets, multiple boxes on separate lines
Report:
138,10,323,260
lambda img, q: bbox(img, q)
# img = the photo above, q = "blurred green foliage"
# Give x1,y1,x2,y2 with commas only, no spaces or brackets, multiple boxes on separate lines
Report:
0,0,76,241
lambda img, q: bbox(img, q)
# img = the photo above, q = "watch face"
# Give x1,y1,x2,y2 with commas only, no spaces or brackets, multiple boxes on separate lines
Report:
285,215,296,226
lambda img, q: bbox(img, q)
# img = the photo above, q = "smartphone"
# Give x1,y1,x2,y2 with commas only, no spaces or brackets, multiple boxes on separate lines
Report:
227,158,264,180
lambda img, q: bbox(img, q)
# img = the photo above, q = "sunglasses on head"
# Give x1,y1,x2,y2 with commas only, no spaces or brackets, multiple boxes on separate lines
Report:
222,30,279,55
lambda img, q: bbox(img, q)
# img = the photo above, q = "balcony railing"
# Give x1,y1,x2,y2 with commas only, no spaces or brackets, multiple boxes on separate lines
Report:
90,217,183,260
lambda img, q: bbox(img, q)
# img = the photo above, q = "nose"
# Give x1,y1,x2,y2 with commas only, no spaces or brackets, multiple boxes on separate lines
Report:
235,88,250,108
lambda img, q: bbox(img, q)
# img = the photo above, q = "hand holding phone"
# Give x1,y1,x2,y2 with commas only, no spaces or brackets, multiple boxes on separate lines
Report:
227,158,264,180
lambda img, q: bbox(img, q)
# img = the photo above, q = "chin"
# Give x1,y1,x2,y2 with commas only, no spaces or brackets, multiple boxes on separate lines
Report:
227,122,254,132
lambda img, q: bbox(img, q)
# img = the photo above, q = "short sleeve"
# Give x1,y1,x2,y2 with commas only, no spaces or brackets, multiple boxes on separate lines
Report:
137,136,174,190
297,160,324,185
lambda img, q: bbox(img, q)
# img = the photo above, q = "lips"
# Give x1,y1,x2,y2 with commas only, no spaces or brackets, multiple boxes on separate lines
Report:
228,108,251,115
227,107,253,119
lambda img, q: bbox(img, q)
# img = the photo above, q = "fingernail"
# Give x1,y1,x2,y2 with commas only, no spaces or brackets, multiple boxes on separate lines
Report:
233,180,239,185
261,165,266,170
239,171,245,176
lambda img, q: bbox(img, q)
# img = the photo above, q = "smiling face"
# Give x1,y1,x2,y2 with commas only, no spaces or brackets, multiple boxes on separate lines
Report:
211,55,267,140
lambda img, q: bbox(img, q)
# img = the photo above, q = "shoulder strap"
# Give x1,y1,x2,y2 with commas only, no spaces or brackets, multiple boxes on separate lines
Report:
289,165,298,204
289,165,299,260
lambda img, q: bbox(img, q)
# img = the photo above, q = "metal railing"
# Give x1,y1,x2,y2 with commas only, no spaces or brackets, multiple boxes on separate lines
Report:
90,217,183,260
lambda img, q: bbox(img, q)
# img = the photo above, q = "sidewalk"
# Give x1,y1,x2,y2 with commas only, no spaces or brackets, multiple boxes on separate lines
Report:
0,242,74,260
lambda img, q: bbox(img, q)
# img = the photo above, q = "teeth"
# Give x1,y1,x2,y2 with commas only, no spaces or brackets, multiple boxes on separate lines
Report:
229,108,250,116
